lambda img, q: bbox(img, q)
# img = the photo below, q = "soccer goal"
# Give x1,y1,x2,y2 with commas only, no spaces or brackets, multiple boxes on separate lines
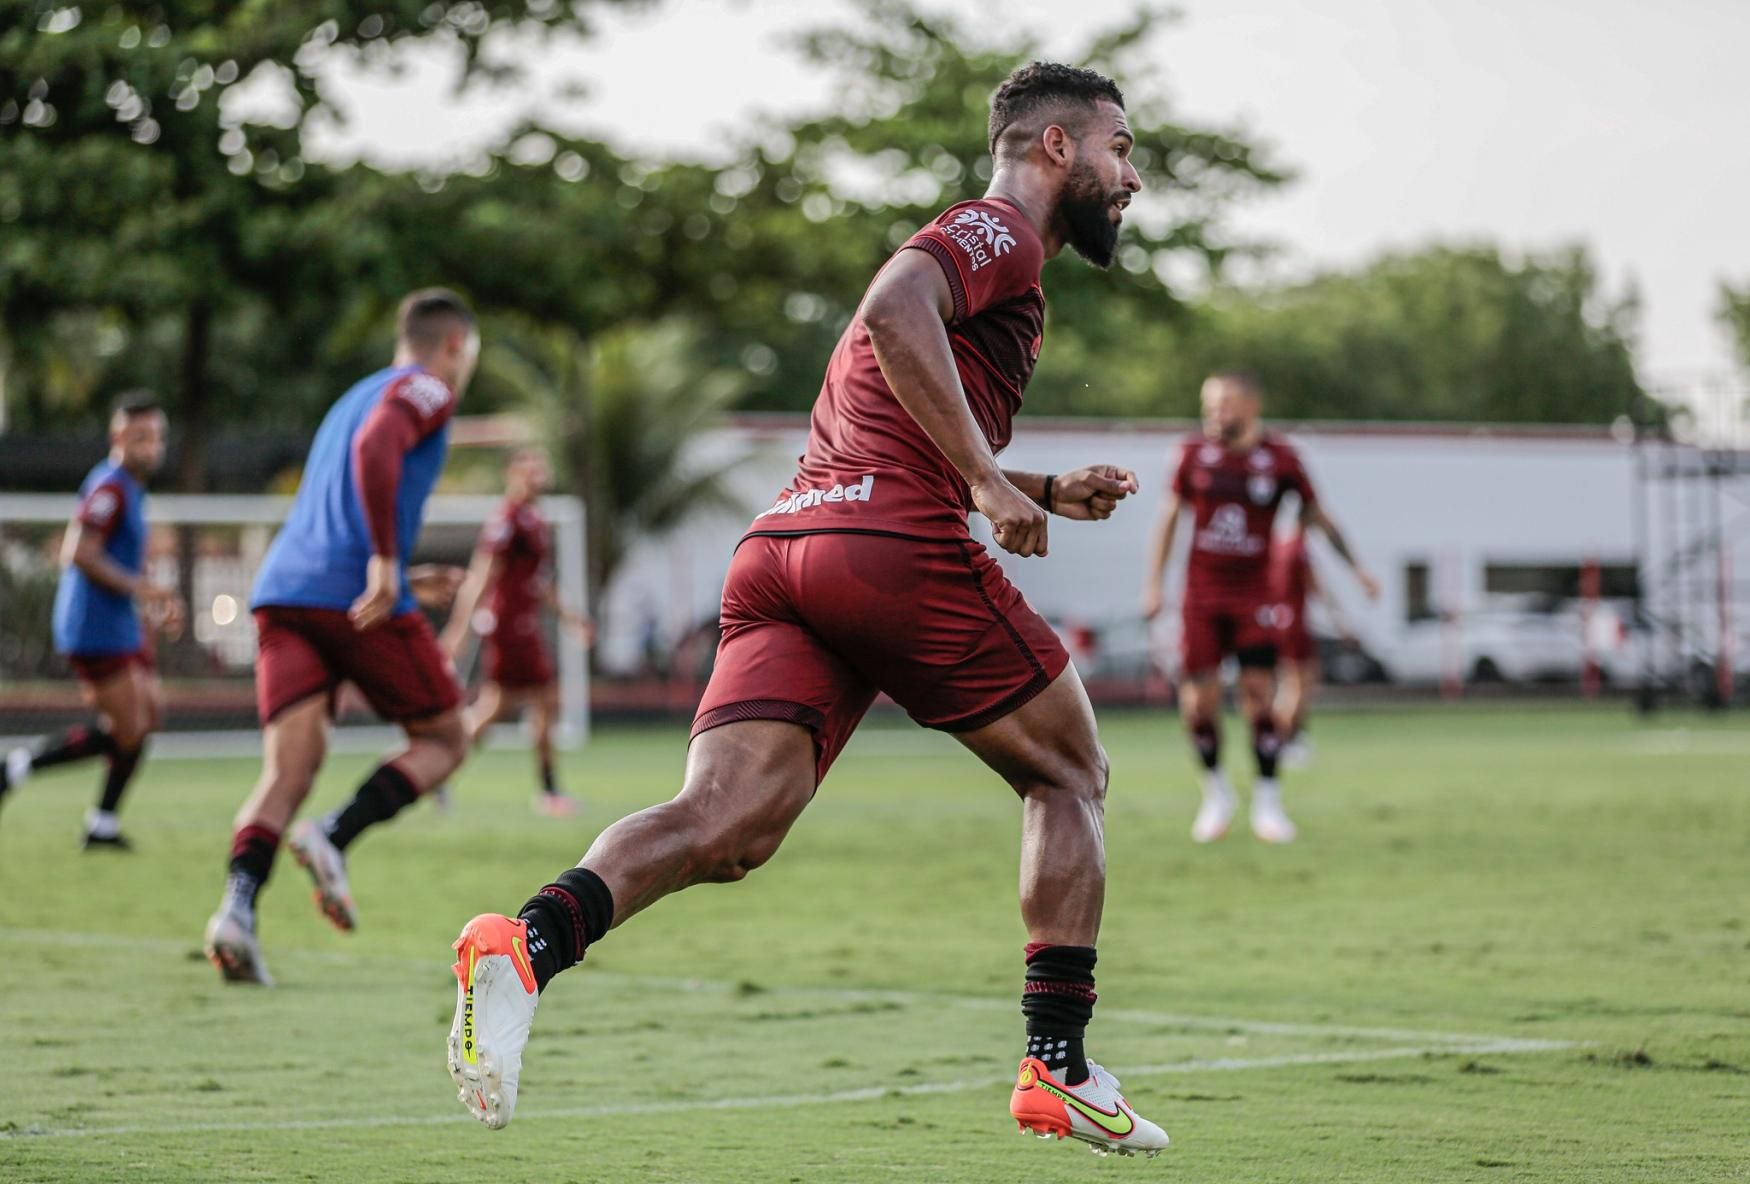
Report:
0,493,590,754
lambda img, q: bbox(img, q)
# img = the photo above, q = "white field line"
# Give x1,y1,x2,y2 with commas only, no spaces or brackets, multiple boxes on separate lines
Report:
3,927,1521,1045
2,925,1584,1142
3,1039,1578,1142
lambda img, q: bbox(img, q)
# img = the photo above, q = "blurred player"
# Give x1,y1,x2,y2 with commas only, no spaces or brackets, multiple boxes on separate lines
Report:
440,448,590,817
1269,524,1360,768
1140,373,1377,843
202,289,478,986
445,64,1169,1157
0,393,182,849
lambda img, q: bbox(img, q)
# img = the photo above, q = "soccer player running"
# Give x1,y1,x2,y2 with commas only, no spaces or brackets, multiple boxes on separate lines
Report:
0,393,183,849
203,290,478,986
1140,372,1378,844
440,448,590,817
446,63,1169,1157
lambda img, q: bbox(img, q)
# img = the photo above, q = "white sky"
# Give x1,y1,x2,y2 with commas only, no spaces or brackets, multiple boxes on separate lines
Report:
306,0,1750,399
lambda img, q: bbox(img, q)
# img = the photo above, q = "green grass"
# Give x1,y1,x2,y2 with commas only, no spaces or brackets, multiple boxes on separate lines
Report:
2,705,1747,1182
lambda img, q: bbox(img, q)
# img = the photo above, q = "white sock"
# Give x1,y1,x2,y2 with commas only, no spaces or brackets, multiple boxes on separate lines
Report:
1254,778,1282,807
5,748,32,787
84,808,121,838
1202,769,1235,801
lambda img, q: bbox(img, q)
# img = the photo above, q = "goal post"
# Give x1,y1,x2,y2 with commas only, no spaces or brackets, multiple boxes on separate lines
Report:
0,492,590,751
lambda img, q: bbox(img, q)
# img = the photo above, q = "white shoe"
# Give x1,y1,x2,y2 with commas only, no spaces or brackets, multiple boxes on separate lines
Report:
1191,788,1237,843
449,914,541,1130
1011,1056,1170,1157
287,820,357,931
1250,790,1299,844
203,908,274,986
1281,735,1315,770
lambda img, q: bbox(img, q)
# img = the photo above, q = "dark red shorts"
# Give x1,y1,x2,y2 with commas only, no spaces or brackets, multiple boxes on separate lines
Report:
483,628,555,690
1180,599,1284,676
67,648,154,687
253,606,460,725
694,532,1070,783
1277,604,1315,665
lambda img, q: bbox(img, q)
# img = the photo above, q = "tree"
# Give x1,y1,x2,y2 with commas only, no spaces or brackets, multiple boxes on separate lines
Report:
481,318,752,619
0,0,634,478
1148,243,1652,425
1717,280,1750,375
683,1,1291,413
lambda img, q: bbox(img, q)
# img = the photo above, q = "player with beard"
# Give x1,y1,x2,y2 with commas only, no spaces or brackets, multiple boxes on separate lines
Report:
1141,373,1377,842
0,393,183,849
444,62,1170,1157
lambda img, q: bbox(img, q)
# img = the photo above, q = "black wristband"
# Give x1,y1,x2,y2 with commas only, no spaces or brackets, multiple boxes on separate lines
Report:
1041,473,1056,514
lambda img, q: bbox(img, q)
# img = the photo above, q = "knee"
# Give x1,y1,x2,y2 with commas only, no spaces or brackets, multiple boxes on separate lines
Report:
1020,743,1108,809
426,716,470,770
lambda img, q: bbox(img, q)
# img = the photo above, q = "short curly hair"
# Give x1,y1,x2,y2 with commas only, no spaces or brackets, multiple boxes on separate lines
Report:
988,61,1126,156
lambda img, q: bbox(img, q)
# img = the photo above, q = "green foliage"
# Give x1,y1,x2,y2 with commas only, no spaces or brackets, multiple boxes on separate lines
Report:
1716,280,1750,375
1111,243,1650,425
481,317,751,604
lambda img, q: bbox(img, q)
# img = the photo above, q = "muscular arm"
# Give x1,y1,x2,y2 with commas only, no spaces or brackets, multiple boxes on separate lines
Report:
352,400,423,560
440,547,504,655
1140,492,1185,617
861,250,1047,556
64,522,139,597
1302,502,1380,599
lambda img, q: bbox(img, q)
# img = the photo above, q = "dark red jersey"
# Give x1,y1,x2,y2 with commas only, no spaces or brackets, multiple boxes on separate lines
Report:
1172,434,1317,605
1268,532,1313,612
480,498,549,637
747,197,1046,540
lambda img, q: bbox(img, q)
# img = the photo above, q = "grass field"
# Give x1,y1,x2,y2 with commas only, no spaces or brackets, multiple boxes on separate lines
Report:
2,704,1747,1183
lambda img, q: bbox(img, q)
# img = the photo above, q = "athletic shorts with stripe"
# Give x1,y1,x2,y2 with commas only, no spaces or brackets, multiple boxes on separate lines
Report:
253,606,460,725
692,532,1070,783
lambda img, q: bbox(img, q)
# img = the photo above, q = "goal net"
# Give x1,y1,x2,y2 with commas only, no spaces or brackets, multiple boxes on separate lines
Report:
0,493,590,754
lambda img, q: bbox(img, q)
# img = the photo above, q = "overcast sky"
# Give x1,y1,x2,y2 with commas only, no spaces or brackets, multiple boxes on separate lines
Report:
307,0,1750,407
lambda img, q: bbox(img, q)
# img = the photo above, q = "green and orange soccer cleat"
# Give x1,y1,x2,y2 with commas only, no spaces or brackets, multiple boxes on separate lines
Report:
448,913,540,1130
1010,1056,1170,1158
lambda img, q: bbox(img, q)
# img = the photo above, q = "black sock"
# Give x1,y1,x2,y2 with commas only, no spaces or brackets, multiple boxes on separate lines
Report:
1252,714,1281,780
1022,943,1097,1085
539,756,557,795
517,866,614,992
1190,720,1221,770
31,724,116,772
223,824,281,925
97,744,144,814
322,763,419,852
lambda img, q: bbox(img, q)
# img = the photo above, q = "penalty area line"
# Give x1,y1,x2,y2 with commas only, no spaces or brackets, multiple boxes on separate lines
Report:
1,1038,1581,1141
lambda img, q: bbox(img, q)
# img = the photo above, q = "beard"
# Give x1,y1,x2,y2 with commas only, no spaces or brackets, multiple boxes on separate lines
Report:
1058,160,1121,268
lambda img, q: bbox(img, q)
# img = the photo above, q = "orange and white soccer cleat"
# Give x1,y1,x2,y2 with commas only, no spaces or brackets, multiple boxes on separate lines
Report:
449,913,540,1130
532,791,580,819
287,820,357,931
1010,1056,1170,1158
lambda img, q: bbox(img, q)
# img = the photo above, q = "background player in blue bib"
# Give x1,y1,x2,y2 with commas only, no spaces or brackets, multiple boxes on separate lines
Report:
1,393,184,849
203,288,479,986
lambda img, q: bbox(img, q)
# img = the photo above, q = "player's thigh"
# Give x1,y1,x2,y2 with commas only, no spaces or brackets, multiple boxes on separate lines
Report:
89,663,148,745
340,612,462,725
955,662,1106,798
1179,603,1229,682
694,537,878,785
677,719,819,859
254,610,340,727
797,535,1069,736
261,693,330,787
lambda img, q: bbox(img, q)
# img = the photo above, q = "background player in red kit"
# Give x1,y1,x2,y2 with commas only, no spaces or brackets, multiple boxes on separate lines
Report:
203,290,478,986
1141,372,1377,843
445,63,1171,1157
1268,524,1360,769
442,448,591,817
0,393,183,849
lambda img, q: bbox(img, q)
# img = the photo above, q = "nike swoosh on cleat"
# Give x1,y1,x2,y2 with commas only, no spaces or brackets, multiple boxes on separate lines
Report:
1037,1080,1135,1138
